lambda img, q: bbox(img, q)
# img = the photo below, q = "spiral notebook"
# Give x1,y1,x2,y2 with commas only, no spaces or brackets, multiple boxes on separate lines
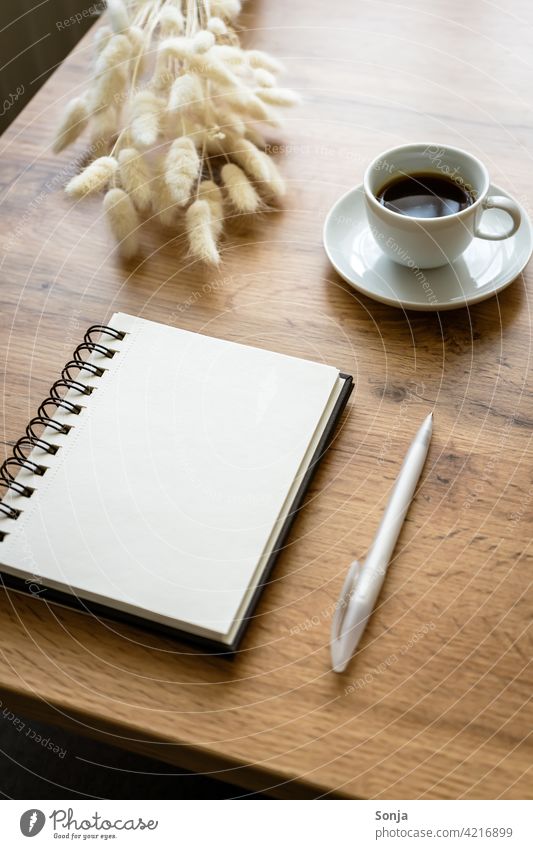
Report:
0,313,352,651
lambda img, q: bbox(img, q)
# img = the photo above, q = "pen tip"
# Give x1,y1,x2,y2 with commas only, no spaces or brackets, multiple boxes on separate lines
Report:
416,412,433,445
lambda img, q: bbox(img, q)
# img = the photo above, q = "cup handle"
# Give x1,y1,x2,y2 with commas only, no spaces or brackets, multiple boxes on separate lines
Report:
474,195,521,241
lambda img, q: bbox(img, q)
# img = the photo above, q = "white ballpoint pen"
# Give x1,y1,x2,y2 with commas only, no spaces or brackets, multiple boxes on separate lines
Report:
331,412,433,673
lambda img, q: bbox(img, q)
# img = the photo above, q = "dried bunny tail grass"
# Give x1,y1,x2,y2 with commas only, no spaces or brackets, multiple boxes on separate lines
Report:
91,68,126,112
188,54,241,89
126,26,146,72
211,45,245,66
118,148,153,212
103,188,140,258
197,127,229,156
221,163,261,213
198,180,224,237
151,54,173,92
186,200,220,265
96,33,132,72
152,172,178,227
193,30,215,54
247,49,285,74
158,6,184,37
224,137,271,183
90,106,118,147
164,137,200,205
207,17,227,36
253,68,276,88
244,94,280,124
222,88,279,125
256,87,300,107
210,0,242,19
53,96,89,153
244,126,266,148
55,0,293,258
166,113,204,147
92,34,131,109
167,73,202,115
177,114,203,144
225,137,284,202
263,156,286,203
65,156,118,198
93,25,113,57
213,111,246,138
107,0,130,34
159,36,194,62
130,90,164,148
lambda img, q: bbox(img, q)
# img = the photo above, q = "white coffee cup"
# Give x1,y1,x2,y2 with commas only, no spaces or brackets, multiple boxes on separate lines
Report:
364,143,521,269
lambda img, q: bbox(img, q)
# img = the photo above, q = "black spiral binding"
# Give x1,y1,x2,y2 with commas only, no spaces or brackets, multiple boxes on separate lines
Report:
0,325,125,531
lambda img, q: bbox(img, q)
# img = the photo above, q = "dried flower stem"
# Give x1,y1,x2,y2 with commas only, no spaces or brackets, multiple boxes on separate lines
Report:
54,0,298,263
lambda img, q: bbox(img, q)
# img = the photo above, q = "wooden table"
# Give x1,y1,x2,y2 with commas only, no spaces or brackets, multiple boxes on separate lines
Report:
1,0,532,799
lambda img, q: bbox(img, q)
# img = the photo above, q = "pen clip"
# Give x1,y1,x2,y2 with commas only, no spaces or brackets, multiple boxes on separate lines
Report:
331,559,361,671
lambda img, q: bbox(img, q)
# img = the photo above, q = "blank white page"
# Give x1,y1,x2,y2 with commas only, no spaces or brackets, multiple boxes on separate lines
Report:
0,313,340,640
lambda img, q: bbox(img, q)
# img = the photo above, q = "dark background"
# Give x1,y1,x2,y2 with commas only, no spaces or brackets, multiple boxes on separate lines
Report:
0,707,262,798
0,0,97,136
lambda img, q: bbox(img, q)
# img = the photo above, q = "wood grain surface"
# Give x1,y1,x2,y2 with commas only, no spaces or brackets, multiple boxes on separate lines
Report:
0,0,532,799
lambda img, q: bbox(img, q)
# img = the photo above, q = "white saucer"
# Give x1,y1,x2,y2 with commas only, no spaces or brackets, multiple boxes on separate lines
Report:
323,183,532,311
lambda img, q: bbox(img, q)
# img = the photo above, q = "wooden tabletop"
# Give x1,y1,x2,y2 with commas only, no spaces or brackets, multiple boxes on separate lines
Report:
1,0,532,799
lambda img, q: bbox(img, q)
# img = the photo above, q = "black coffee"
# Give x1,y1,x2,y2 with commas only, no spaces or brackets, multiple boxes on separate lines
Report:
376,172,474,218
